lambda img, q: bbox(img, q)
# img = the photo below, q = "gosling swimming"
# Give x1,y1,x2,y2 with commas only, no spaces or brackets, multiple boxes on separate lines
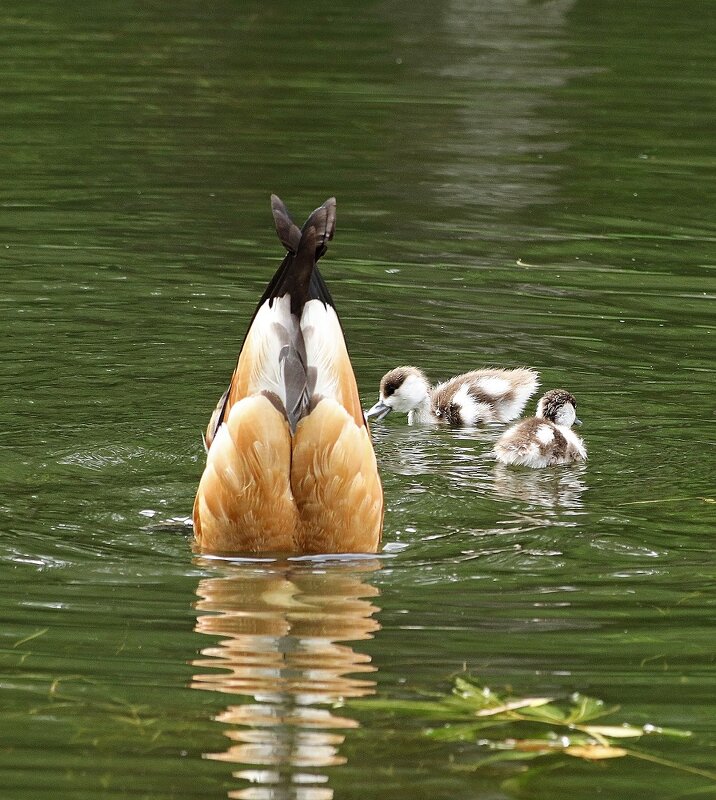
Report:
365,366,539,426
493,389,587,468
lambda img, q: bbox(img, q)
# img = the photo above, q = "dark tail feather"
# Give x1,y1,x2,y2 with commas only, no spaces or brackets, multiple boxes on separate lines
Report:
308,263,335,309
303,197,336,260
285,225,317,314
271,194,302,253
271,194,335,260
245,198,334,330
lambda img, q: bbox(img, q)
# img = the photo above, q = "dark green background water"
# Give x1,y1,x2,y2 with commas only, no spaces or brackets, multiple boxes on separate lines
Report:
1,2,714,798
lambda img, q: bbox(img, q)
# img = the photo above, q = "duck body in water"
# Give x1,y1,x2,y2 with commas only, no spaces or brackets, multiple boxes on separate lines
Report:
193,196,383,554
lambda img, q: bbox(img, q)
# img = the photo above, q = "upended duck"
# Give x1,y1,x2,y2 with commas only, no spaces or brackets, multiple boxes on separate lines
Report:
493,389,587,468
365,365,539,426
193,195,384,554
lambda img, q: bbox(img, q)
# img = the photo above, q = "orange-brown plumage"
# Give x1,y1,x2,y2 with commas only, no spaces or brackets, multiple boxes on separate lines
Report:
291,399,383,553
193,396,298,553
193,196,383,555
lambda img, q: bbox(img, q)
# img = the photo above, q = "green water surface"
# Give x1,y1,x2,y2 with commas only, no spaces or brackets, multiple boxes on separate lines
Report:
1,1,714,798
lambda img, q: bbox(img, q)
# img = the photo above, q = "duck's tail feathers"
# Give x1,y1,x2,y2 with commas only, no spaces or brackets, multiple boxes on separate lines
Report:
282,224,318,315
304,196,336,260
271,194,302,253
216,197,339,433
271,194,336,261
262,196,336,312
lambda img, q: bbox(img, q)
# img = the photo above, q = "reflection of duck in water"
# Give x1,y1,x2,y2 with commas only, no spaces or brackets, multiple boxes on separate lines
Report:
192,561,381,799
193,195,383,555
366,366,538,426
493,390,586,468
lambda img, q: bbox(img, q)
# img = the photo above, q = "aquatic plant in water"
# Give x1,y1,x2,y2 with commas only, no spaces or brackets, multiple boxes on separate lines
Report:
352,676,715,784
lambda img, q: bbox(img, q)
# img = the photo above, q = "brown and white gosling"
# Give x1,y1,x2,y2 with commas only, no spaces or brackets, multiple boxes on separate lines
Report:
365,366,539,426
493,389,587,468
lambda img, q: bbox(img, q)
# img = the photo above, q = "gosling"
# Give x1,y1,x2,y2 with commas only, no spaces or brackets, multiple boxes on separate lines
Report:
492,389,587,468
365,366,539,426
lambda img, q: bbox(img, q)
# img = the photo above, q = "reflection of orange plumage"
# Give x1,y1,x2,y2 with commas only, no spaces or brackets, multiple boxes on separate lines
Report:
193,196,383,554
191,562,381,794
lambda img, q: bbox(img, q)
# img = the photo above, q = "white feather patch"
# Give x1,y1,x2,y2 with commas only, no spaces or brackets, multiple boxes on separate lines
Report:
391,373,430,413
451,385,495,424
555,404,577,427
300,299,345,402
452,385,478,424
240,294,297,408
535,424,555,445
475,376,510,397
559,425,588,460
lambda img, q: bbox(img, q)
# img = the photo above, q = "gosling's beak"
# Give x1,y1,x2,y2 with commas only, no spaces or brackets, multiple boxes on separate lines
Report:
574,417,583,426
365,400,393,421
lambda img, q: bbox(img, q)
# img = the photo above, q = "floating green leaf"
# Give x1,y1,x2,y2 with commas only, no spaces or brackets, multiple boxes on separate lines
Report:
350,676,713,786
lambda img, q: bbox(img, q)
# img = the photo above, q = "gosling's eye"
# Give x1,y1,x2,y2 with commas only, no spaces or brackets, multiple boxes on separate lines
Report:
384,382,397,397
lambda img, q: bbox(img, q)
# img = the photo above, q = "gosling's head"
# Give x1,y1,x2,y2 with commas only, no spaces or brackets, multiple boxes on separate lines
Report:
535,389,581,428
365,366,431,420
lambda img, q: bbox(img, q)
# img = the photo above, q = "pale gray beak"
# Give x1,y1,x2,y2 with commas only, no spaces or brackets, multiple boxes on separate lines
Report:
365,400,392,421
574,417,583,426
